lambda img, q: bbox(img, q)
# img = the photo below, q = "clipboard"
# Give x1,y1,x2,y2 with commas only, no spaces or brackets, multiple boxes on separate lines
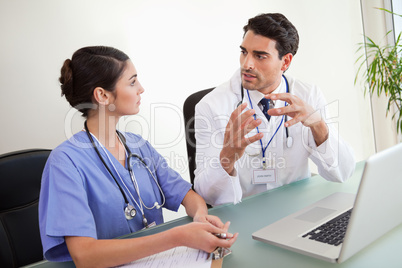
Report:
211,258,223,268
210,246,231,268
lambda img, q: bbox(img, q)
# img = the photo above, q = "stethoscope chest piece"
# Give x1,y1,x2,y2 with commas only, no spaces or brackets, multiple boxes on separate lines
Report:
125,204,137,220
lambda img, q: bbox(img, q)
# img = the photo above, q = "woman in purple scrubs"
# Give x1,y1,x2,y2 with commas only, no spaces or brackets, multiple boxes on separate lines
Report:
39,46,237,267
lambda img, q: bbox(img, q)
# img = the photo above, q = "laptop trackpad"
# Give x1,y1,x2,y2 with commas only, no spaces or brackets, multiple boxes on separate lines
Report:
295,207,337,223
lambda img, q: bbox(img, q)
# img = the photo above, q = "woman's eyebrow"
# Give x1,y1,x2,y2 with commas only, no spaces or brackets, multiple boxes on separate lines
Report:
128,74,137,80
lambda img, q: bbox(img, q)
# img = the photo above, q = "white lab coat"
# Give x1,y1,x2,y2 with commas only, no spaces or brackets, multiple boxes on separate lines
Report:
194,69,355,206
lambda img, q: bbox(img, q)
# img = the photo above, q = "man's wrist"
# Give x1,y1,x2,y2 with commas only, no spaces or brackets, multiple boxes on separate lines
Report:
310,120,329,146
220,150,235,176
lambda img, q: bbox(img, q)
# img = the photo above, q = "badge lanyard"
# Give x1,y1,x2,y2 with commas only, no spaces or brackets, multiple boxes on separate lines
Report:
245,75,288,169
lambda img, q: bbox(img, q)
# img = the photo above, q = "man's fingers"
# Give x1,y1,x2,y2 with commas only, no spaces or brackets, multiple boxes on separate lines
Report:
283,117,299,127
234,109,256,129
239,117,263,145
266,93,295,103
229,102,247,123
243,132,263,146
241,116,261,132
228,106,255,131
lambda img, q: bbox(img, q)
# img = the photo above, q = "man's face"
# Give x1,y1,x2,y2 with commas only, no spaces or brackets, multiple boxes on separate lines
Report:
240,30,289,94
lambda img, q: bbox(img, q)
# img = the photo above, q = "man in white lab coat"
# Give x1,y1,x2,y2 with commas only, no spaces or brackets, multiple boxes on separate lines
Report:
193,13,355,206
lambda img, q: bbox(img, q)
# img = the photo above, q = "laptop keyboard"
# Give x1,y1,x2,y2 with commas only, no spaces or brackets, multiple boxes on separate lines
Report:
302,209,352,246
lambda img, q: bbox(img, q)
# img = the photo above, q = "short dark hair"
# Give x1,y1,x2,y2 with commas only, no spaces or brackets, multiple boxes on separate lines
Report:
59,46,130,117
243,13,299,59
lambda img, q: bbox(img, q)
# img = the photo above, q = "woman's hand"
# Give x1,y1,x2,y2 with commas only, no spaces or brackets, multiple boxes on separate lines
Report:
174,222,238,253
181,190,237,252
194,213,230,230
184,189,231,232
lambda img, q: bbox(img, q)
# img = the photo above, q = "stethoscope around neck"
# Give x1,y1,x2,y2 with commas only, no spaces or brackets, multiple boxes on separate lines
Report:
84,121,165,228
239,75,293,153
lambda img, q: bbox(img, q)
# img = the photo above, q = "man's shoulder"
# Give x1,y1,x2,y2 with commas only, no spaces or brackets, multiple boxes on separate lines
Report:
196,80,240,115
202,81,235,101
286,75,321,98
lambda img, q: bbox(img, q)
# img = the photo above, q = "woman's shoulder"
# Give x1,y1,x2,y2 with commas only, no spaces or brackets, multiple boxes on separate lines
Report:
48,132,92,165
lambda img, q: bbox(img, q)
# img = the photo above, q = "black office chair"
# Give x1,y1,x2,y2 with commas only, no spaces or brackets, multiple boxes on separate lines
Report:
0,149,51,268
183,88,214,188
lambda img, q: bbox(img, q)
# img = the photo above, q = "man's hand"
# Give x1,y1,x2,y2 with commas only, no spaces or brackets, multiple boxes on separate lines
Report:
266,93,328,146
220,103,263,175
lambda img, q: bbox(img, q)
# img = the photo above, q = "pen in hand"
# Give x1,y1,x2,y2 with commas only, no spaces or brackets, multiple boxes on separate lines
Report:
214,233,227,239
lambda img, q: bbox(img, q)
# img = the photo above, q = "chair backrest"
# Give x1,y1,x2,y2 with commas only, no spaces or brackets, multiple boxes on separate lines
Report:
0,149,51,268
183,88,214,187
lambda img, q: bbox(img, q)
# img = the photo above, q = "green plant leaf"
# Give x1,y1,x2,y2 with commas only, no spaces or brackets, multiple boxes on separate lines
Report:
354,8,402,133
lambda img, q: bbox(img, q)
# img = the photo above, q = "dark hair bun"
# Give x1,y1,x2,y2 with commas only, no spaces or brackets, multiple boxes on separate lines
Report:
59,59,73,98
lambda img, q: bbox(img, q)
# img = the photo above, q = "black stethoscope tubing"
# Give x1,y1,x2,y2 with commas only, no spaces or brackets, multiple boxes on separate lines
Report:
84,121,131,206
84,121,166,226
84,121,162,224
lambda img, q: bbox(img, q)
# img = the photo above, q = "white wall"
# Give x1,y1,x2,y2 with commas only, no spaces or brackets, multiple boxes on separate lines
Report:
0,0,375,220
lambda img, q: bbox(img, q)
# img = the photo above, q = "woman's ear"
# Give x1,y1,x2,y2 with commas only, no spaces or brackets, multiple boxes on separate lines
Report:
93,87,112,105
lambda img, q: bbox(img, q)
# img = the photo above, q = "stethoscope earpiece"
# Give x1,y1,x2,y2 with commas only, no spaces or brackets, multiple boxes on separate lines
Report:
154,202,161,209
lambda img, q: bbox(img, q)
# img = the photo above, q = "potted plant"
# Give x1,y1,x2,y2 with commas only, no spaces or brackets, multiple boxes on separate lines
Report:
355,8,402,134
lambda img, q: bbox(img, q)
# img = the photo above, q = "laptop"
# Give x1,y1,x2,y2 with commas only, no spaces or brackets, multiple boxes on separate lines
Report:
252,143,402,263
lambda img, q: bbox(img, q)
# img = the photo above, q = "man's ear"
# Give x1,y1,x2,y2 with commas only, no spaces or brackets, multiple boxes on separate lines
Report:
93,87,112,105
281,53,293,72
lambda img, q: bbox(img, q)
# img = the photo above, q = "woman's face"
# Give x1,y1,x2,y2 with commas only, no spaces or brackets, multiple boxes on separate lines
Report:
110,60,144,116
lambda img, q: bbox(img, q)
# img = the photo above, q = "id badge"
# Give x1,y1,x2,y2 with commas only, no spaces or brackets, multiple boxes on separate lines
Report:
252,169,276,184
142,221,157,230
